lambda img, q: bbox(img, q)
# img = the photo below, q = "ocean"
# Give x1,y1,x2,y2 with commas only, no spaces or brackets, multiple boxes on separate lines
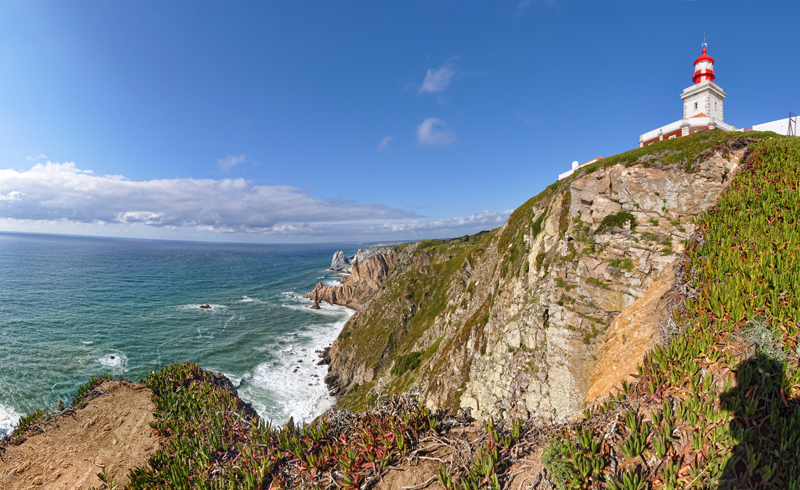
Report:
0,232,358,435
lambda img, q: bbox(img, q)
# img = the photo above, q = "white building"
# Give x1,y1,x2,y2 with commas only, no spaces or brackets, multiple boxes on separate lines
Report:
639,45,737,147
558,157,603,180
741,115,797,136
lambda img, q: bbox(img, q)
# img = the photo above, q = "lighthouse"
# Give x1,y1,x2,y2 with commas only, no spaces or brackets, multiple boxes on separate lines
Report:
639,42,736,147
692,47,716,84
681,45,727,121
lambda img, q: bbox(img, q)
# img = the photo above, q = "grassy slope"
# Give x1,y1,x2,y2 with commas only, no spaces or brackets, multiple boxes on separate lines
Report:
334,231,496,412
543,135,800,490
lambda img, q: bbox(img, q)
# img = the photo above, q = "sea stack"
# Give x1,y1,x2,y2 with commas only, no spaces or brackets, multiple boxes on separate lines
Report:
329,250,351,272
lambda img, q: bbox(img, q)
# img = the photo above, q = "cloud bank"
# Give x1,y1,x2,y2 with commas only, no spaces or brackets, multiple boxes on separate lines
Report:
0,161,510,242
417,118,457,147
0,161,410,232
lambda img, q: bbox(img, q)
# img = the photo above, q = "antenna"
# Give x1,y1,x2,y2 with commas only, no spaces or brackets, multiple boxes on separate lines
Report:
702,32,707,49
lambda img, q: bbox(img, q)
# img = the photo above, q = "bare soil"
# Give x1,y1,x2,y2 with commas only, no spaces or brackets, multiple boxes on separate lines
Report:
0,380,158,489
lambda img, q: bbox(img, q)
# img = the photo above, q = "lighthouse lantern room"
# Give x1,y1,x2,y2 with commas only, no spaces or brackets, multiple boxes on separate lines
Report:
639,42,737,147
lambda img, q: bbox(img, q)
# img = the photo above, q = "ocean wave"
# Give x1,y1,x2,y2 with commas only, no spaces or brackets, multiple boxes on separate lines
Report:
98,352,128,371
0,403,21,436
238,310,354,425
237,296,267,305
281,299,352,317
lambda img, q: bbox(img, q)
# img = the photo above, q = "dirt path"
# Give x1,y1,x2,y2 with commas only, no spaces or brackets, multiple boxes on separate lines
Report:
0,380,158,489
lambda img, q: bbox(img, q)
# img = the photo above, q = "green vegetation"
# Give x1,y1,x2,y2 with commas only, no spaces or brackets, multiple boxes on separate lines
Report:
10,130,799,490
334,229,494,411
542,135,800,489
125,362,442,489
73,373,113,406
595,211,637,234
609,258,633,271
572,129,777,178
498,179,564,279
11,408,46,438
391,351,422,376
585,277,608,289
436,418,526,490
542,436,580,490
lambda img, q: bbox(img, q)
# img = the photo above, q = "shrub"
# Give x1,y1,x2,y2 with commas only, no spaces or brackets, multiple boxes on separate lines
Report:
609,258,633,271
12,408,46,438
542,437,573,490
595,212,637,234
391,352,422,376
585,277,608,289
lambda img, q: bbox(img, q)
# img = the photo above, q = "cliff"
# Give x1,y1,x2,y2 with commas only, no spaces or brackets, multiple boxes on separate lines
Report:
323,131,755,422
5,131,797,490
305,249,396,310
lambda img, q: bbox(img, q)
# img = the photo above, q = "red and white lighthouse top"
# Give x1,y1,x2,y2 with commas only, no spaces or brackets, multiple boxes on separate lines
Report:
692,47,715,84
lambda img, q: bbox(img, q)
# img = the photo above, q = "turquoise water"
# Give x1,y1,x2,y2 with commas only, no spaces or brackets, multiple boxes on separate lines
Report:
0,232,356,435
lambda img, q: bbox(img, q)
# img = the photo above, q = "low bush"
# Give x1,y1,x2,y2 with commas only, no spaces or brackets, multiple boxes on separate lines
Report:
391,351,423,376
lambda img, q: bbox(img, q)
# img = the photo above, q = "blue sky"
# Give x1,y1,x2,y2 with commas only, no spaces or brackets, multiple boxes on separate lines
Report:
0,1,797,243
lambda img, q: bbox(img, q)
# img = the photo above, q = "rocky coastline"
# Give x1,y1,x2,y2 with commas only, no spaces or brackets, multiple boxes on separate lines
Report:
4,131,798,489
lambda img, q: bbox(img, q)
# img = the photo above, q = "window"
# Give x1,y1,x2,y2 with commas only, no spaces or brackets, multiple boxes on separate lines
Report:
669,135,677,140
694,102,698,110
715,102,717,110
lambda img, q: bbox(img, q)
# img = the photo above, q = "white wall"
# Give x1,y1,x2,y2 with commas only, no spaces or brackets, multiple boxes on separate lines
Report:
746,117,797,136
684,92,707,118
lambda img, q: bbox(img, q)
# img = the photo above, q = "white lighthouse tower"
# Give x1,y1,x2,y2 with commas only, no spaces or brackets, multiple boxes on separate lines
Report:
639,42,737,147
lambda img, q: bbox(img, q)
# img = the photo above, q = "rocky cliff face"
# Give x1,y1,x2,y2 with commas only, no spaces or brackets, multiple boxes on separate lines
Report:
330,250,351,272
322,132,756,422
305,250,396,311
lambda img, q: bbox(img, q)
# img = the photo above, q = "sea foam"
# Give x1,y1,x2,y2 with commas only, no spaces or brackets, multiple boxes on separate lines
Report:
0,403,20,436
238,305,354,425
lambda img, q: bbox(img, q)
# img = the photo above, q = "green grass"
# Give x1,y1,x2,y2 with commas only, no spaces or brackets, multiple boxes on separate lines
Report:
609,258,633,271
335,228,495,411
543,135,800,489
585,277,608,289
572,129,778,178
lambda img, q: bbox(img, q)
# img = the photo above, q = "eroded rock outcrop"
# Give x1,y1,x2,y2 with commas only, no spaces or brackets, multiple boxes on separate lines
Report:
306,250,397,311
330,250,351,272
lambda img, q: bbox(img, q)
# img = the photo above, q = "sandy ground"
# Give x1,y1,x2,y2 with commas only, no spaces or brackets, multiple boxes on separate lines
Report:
0,380,158,489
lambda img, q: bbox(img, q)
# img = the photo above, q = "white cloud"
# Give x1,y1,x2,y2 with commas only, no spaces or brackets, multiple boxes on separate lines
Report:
380,210,512,234
417,118,457,147
0,161,514,242
217,154,249,172
377,136,394,151
418,59,459,95
0,161,413,234
26,154,47,161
